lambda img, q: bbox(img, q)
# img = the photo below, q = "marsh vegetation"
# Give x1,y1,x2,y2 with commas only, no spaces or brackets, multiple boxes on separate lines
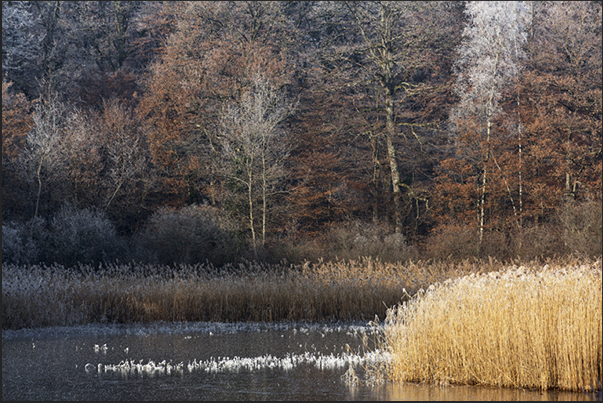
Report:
3,256,601,394
2,257,463,329
369,258,602,392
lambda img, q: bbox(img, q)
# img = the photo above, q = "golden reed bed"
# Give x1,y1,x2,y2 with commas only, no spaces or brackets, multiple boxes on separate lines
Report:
370,258,602,392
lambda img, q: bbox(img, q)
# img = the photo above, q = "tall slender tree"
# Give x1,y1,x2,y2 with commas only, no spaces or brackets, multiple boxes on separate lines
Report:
24,91,68,218
449,1,531,244
309,1,463,234
218,73,296,256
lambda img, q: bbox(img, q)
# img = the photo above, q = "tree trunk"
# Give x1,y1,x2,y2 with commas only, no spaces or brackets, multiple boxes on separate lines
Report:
247,166,257,258
345,1,403,233
34,156,44,219
479,164,487,246
479,109,493,248
479,50,501,247
369,132,381,224
261,152,267,248
565,131,573,199
385,91,402,233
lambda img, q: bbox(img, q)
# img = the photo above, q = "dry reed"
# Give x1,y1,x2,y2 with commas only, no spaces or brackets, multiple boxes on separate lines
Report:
2,257,467,330
375,258,602,392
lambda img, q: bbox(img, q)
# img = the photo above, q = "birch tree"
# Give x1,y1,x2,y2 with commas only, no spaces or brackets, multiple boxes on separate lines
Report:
219,73,296,256
451,1,531,244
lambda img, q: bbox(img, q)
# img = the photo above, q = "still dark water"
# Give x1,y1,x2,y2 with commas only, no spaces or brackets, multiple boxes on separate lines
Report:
2,321,599,401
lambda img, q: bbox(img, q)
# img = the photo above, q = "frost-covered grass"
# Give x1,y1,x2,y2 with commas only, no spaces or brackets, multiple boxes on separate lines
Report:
2,257,467,330
372,258,602,392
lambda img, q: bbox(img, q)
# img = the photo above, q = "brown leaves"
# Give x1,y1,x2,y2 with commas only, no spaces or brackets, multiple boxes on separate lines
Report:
2,80,33,161
2,80,34,217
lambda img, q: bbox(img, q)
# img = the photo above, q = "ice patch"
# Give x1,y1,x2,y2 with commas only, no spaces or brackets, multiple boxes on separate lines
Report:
88,349,391,378
2,320,378,340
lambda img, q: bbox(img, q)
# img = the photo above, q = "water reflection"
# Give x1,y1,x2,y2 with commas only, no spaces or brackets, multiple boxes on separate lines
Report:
368,382,601,401
2,322,599,401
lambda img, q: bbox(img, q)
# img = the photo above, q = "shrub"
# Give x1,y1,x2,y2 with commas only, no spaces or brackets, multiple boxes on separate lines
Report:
136,204,243,266
424,223,481,261
478,230,510,260
509,224,561,261
2,217,49,265
2,206,122,267
271,220,419,264
423,222,570,262
556,198,602,257
315,220,419,263
47,204,123,266
2,222,25,264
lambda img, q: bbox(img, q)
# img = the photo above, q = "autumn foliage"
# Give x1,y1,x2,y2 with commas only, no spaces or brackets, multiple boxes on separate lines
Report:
2,1,601,266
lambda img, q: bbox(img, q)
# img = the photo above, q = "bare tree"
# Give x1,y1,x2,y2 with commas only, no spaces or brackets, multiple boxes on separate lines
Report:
218,73,296,256
319,1,461,234
451,1,531,244
533,1,602,201
61,107,103,206
72,1,140,73
344,1,406,233
24,92,68,218
100,99,148,210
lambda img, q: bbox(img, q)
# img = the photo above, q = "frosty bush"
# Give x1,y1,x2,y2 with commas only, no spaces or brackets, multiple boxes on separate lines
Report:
136,204,243,266
2,206,121,266
321,220,418,263
557,198,602,257
47,204,122,266
2,222,25,264
2,217,48,264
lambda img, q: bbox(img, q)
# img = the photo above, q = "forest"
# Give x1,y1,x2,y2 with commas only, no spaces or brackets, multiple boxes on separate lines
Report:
2,1,602,267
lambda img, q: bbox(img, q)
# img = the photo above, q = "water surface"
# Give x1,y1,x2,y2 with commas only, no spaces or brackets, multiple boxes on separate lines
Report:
2,321,599,401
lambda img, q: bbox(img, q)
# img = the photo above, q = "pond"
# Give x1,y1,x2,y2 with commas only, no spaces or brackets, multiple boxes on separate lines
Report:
2,321,599,401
